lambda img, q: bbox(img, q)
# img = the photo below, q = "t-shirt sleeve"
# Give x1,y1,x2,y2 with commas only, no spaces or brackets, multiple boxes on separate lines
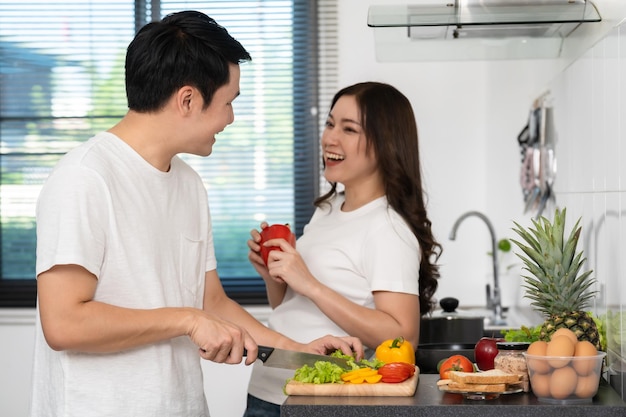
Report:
362,214,421,295
36,165,108,278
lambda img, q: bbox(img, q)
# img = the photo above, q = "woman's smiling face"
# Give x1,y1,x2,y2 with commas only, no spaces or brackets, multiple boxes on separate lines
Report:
321,95,380,190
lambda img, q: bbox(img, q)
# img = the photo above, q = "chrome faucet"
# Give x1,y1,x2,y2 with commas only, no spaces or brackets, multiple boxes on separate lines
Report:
449,211,506,326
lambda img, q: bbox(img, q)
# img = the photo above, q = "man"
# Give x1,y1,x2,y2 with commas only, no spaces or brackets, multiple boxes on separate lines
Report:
30,11,362,417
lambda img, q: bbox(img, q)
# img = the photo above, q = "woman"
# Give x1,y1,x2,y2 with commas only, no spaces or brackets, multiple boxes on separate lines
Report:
243,82,441,416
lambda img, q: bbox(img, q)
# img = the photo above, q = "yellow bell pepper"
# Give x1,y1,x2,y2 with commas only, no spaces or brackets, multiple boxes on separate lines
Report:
341,368,378,382
375,336,415,365
341,368,381,384
364,374,383,383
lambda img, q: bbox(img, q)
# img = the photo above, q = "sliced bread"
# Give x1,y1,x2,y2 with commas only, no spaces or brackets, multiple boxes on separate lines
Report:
448,369,522,385
445,381,508,393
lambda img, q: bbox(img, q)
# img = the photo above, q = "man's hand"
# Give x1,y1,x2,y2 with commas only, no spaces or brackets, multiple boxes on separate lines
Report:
188,311,258,365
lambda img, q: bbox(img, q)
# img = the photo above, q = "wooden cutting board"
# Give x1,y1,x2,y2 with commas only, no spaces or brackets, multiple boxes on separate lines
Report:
284,366,419,396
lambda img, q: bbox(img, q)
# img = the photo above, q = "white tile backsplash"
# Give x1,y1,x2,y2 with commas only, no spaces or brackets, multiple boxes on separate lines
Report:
549,20,626,397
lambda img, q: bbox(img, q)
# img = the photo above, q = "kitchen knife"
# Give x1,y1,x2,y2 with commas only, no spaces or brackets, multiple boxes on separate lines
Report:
245,346,351,370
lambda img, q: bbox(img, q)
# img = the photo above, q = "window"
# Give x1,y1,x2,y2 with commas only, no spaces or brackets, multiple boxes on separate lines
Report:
0,0,338,307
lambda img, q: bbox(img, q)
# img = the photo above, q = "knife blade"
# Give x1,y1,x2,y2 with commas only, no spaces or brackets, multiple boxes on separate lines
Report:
245,346,351,370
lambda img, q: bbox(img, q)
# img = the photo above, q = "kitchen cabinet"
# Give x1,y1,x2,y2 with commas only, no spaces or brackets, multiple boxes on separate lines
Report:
281,374,626,417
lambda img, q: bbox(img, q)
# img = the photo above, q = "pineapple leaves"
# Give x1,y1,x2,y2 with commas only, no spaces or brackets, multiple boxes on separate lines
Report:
510,207,597,316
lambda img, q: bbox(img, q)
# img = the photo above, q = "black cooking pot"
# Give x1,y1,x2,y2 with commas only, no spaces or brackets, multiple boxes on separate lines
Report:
415,343,476,374
420,297,484,345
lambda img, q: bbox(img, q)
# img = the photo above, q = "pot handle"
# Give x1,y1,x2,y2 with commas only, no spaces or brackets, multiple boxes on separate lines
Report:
439,297,459,313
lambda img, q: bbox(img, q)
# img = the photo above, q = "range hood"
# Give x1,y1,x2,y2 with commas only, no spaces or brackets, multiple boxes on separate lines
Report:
367,1,602,61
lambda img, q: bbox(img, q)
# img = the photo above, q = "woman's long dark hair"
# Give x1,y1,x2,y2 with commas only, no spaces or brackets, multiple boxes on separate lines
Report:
315,82,441,315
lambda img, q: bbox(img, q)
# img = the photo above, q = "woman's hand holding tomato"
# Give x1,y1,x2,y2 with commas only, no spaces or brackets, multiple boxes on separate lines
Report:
247,223,297,281
249,224,320,296
438,354,474,380
259,224,296,265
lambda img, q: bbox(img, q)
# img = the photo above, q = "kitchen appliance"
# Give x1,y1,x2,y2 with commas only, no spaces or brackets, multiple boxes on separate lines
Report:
420,297,485,345
367,1,603,61
368,1,601,40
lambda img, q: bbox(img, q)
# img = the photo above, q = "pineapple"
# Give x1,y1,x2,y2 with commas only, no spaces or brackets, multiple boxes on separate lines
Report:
511,207,601,350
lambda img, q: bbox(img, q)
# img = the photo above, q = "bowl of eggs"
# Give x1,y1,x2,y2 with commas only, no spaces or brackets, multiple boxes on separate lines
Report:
523,328,606,404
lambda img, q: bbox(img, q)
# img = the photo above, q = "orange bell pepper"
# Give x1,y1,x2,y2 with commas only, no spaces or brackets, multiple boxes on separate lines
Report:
375,336,415,365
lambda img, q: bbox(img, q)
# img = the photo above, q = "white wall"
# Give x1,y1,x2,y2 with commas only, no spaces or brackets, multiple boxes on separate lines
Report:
0,311,35,417
547,20,626,399
335,0,626,311
4,1,626,416
336,0,561,310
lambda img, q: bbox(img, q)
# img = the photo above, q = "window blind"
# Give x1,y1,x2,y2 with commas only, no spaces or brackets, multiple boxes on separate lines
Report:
0,0,338,306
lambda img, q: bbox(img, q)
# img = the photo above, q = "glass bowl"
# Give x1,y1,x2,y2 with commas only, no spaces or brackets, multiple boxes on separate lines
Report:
523,351,606,404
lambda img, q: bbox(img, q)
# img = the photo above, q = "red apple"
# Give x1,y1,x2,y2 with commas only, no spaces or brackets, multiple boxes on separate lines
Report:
474,337,504,371
260,224,296,265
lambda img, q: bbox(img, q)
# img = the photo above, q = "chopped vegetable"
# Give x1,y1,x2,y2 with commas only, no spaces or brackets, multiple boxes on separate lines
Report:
329,349,385,370
378,362,416,383
364,374,383,383
341,368,379,383
375,337,415,365
284,350,386,391
288,361,345,385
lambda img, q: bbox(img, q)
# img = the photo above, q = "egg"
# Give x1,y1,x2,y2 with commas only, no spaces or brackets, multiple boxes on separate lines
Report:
573,341,599,375
526,341,550,374
575,373,600,398
550,366,578,399
574,340,597,356
551,328,578,346
529,372,551,398
546,335,575,368
527,340,548,355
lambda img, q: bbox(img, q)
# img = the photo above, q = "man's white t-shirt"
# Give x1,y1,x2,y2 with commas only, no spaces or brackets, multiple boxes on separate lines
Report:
247,194,421,405
30,132,216,417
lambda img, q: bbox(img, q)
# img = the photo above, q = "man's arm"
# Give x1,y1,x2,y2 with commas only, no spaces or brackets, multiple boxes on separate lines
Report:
202,269,364,358
37,264,256,364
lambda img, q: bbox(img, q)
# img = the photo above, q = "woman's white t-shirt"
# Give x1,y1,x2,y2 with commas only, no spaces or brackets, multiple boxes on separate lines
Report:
247,194,421,405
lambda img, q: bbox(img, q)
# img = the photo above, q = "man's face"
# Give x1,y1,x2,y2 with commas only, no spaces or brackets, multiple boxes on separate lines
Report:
186,63,241,157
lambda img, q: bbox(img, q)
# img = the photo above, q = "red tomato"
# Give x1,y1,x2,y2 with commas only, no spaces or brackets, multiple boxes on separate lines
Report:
439,355,474,380
260,224,296,265
378,362,416,383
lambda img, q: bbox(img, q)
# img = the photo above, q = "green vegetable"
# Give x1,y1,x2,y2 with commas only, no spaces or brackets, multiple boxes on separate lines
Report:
502,325,542,343
289,361,346,385
284,350,386,391
329,349,385,370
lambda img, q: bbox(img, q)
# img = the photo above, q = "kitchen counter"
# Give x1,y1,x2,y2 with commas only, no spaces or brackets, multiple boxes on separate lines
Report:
280,374,626,417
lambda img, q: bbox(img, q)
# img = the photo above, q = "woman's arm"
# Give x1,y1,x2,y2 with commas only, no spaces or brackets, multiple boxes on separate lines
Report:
262,239,420,349
202,269,364,358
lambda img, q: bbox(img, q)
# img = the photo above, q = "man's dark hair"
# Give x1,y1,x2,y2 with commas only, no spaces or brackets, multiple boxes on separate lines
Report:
125,10,252,112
